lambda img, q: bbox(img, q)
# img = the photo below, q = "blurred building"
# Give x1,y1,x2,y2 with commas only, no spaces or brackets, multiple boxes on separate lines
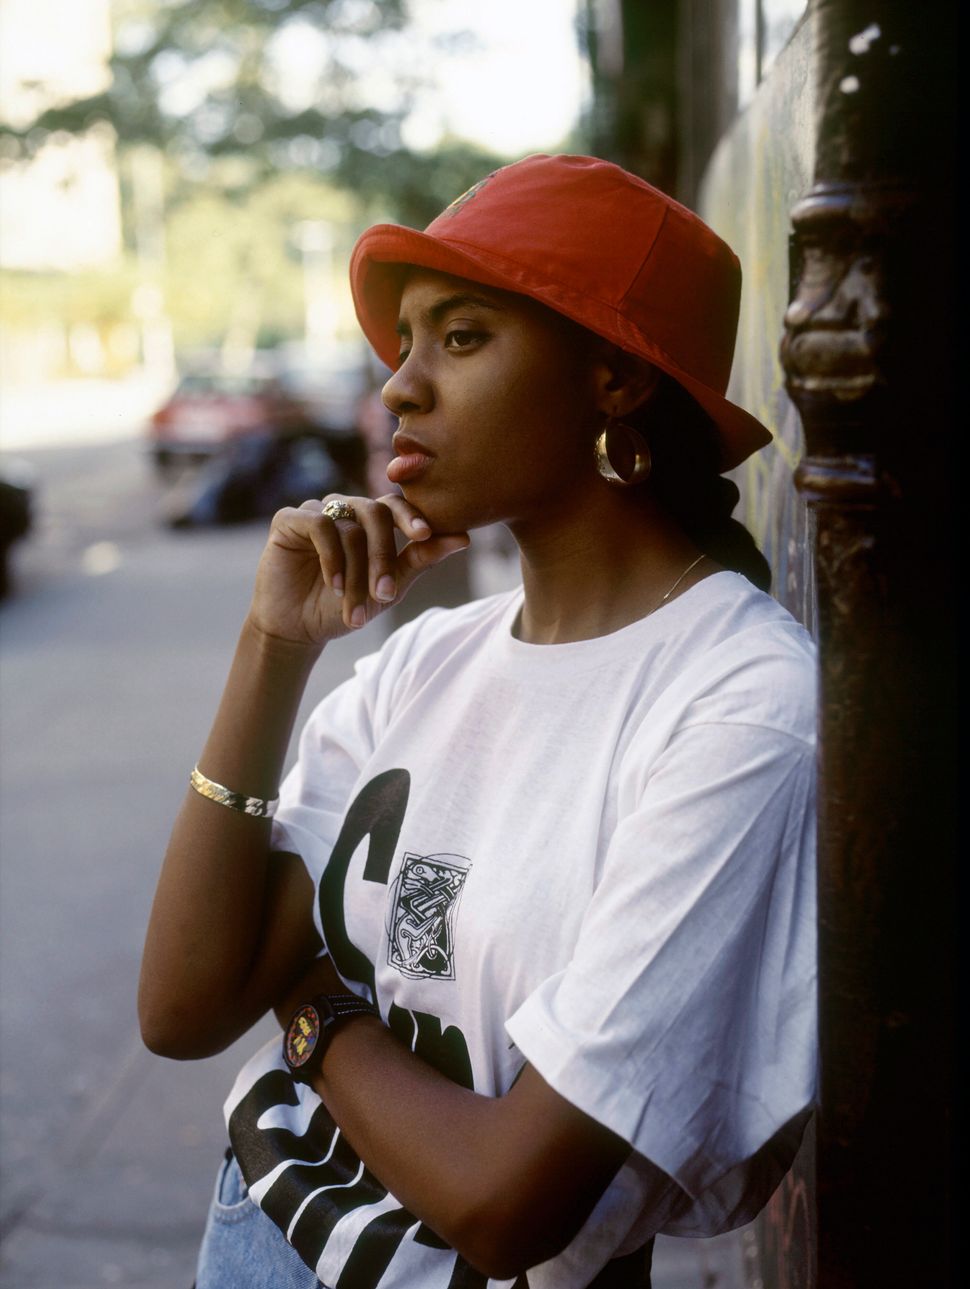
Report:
0,0,131,383
0,0,121,272
583,3,956,1286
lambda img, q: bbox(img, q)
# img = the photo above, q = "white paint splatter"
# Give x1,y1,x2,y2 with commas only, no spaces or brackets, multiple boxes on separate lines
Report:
849,24,881,55
840,75,861,94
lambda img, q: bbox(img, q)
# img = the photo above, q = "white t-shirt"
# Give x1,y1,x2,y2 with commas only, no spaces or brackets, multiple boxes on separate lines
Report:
224,573,818,1289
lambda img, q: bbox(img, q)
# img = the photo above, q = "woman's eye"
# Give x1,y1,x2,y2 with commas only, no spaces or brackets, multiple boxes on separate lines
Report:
396,348,411,367
444,328,485,351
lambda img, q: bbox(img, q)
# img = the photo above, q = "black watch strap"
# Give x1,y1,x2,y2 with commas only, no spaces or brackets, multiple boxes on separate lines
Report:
283,992,378,1081
324,993,379,1023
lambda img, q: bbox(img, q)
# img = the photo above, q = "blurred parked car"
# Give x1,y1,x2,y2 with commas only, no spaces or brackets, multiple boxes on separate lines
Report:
164,429,347,528
147,363,315,472
276,340,370,433
276,342,373,489
0,458,35,599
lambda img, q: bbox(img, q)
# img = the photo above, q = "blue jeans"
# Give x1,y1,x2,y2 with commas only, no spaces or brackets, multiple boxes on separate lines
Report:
195,1149,653,1288
195,1149,324,1289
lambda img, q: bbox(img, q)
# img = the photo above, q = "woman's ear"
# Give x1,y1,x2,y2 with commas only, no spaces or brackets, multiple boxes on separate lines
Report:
591,346,662,418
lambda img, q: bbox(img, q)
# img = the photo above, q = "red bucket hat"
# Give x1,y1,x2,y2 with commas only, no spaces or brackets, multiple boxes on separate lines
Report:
350,153,771,472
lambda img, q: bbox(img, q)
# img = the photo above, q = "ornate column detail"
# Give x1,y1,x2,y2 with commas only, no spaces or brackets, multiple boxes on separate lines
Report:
781,3,955,1287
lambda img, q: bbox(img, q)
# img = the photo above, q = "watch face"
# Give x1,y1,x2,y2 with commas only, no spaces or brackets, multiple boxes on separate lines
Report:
284,1003,322,1071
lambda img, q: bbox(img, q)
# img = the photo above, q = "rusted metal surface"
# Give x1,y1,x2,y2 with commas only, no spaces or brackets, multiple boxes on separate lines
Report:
781,1,956,1284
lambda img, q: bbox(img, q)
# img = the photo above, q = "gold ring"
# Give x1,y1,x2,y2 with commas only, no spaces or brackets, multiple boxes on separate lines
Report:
321,499,357,522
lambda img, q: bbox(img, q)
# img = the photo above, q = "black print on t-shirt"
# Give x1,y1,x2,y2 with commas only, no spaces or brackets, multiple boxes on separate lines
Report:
232,769,480,1283
318,767,412,997
387,852,470,980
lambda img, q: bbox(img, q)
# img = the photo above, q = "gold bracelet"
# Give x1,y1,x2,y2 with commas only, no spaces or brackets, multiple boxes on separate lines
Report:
190,765,279,818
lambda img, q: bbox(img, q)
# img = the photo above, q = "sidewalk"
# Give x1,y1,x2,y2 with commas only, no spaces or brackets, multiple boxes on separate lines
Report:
0,376,171,454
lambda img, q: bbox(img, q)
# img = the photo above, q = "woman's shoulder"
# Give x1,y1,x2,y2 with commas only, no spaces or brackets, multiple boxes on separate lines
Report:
372,587,520,673
646,574,818,743
670,573,815,668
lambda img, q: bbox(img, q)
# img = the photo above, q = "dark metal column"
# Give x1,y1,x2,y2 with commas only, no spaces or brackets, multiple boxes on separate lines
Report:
780,2,956,1285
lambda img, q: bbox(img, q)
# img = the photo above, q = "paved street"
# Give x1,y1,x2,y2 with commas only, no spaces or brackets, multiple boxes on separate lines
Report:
0,435,747,1288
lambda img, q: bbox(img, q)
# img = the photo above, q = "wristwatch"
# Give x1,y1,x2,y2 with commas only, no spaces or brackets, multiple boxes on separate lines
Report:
282,992,379,1083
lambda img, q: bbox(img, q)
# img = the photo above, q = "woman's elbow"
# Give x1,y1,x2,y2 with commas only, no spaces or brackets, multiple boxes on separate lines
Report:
137,985,242,1061
139,1019,213,1060
449,1196,571,1280
138,1009,211,1060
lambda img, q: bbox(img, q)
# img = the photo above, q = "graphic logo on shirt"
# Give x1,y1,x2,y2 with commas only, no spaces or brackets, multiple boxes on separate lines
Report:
386,851,470,980
439,173,495,217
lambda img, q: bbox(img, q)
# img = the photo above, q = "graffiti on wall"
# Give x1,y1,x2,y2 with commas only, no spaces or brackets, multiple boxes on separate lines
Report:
698,15,816,633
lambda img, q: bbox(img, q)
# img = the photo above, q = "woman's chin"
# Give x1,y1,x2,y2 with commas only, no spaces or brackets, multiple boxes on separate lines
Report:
399,487,492,538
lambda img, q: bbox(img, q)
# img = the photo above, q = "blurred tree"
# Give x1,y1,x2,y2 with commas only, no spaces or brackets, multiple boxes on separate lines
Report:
578,0,677,194
0,0,505,226
0,171,350,370
164,169,355,350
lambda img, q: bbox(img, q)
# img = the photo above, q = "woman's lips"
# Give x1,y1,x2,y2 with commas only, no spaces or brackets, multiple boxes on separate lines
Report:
386,451,433,484
387,433,434,485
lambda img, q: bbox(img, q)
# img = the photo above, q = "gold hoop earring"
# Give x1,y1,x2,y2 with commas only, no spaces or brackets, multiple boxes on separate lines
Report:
594,418,652,486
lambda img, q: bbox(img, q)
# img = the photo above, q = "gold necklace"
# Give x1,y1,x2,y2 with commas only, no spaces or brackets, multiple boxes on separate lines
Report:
657,553,707,607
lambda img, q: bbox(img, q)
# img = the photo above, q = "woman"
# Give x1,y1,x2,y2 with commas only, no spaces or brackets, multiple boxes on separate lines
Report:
139,155,817,1289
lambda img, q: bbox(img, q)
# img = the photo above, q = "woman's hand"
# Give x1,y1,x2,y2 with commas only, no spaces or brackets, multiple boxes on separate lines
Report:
247,493,470,649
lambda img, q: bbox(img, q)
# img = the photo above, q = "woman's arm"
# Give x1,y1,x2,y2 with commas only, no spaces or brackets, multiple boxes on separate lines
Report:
275,956,677,1280
321,1021,639,1277
138,619,323,1057
138,495,469,1058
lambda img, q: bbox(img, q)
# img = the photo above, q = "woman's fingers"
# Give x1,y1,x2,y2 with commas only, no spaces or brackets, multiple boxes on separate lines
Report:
366,495,470,600
314,496,392,628
297,494,469,629
374,492,434,542
338,520,371,629
395,533,471,597
309,495,419,629
291,502,347,597
350,501,404,606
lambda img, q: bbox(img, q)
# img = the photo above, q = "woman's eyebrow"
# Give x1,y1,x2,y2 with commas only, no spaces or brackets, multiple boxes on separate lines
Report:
395,292,504,336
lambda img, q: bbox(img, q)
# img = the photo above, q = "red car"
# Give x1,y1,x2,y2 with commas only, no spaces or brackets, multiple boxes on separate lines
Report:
147,367,314,471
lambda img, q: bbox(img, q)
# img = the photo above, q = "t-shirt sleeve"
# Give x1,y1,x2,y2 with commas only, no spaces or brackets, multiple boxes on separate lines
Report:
269,615,428,891
504,717,817,1205
269,660,380,889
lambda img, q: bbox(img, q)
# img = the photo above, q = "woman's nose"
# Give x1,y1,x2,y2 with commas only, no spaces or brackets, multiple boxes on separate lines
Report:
381,352,431,417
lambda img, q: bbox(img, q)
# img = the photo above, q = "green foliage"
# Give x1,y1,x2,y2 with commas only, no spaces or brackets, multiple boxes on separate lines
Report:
0,0,506,225
0,172,352,351
0,262,140,328
162,170,357,348
0,1,576,369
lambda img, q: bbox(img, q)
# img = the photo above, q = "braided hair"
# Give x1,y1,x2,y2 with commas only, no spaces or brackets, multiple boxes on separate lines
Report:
553,307,771,591
632,374,771,592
